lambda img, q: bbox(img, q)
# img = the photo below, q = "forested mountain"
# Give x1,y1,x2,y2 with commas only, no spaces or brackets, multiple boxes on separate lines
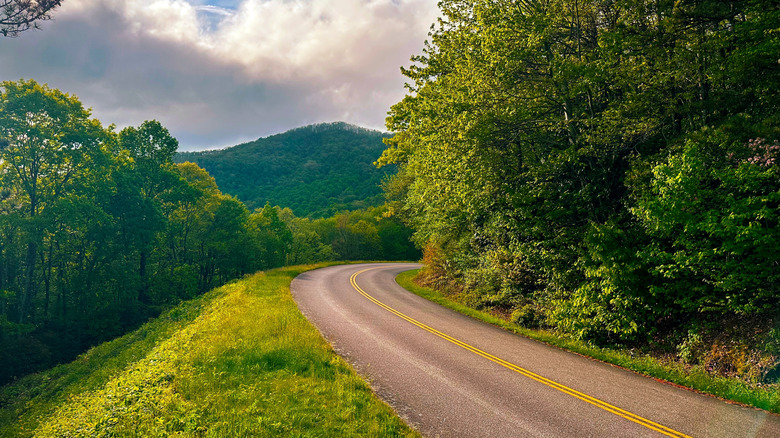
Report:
175,122,394,217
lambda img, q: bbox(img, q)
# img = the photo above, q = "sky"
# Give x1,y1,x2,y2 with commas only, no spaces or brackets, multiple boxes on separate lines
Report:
0,0,440,150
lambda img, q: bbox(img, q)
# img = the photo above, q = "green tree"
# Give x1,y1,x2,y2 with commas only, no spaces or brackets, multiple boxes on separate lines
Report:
208,196,251,281
379,0,780,346
278,208,335,264
248,204,293,269
0,79,107,323
635,131,780,318
118,120,181,303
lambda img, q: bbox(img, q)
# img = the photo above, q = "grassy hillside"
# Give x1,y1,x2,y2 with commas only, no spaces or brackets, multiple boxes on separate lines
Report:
0,265,417,438
175,122,394,217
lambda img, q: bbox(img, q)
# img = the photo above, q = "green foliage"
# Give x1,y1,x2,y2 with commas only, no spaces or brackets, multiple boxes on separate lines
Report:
0,80,421,385
175,122,395,218
380,0,780,372
0,78,109,326
634,129,780,316
0,80,304,385
249,204,294,269
396,269,780,413
281,204,420,264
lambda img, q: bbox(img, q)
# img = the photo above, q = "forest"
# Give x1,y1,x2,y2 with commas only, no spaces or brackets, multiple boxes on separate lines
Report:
0,79,418,385
379,0,780,380
175,123,394,217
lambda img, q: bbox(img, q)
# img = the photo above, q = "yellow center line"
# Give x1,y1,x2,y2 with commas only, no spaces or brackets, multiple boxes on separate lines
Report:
350,267,692,438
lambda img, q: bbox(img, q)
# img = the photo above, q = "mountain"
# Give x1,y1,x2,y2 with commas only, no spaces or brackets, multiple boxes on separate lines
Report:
175,122,394,217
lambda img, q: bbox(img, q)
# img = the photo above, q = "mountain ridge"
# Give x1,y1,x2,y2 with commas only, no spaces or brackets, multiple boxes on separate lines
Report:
175,122,394,217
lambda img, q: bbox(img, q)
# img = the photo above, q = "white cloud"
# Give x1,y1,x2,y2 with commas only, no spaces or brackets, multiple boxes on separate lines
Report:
195,5,235,16
0,0,439,150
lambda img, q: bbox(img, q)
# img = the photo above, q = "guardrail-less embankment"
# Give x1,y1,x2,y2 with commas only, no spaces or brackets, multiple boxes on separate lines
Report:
0,265,418,438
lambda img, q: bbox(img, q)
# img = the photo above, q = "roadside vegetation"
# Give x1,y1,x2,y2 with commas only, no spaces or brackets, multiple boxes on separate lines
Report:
379,0,780,387
0,264,418,438
397,270,780,413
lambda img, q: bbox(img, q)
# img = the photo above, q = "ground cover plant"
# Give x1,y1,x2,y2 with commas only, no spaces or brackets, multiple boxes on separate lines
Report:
396,269,780,414
0,264,418,437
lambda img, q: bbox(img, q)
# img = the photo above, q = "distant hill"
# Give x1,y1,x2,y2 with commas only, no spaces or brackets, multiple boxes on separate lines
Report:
175,122,394,217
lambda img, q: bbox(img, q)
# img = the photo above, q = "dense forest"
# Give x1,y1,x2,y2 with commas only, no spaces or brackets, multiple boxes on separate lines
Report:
175,123,394,217
379,0,780,380
0,80,418,385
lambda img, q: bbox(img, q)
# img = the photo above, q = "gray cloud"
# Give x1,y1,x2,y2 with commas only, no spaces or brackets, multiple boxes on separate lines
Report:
0,0,439,150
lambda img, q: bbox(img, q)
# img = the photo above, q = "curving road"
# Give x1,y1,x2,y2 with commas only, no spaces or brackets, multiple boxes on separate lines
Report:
291,263,780,437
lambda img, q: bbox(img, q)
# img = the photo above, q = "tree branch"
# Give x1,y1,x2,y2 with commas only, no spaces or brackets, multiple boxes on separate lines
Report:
1,0,63,37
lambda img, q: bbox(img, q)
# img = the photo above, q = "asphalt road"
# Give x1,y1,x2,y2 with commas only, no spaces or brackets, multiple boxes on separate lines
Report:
290,263,780,437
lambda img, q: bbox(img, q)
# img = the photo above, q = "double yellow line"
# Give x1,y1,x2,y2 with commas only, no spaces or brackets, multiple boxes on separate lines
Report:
350,268,692,438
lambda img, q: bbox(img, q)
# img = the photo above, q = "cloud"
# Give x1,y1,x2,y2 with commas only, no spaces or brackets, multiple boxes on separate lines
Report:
195,5,235,16
0,0,439,150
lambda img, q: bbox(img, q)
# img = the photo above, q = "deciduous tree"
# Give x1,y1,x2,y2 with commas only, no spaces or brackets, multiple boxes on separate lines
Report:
0,79,106,323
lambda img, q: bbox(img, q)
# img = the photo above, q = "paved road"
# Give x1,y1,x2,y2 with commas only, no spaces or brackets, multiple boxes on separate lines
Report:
291,263,780,437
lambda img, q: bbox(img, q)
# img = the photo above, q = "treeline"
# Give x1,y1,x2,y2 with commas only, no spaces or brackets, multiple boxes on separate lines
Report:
380,0,779,379
281,205,420,264
0,80,418,384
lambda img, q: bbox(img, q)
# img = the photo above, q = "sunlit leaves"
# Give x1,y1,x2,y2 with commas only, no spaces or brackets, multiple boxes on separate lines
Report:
381,0,780,346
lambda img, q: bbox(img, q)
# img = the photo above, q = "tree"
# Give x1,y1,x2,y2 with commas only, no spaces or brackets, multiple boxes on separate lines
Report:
118,120,181,303
634,131,780,319
0,79,106,323
248,204,292,269
379,0,780,346
1,0,62,37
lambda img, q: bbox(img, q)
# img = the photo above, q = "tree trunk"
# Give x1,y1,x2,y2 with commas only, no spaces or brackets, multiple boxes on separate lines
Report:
42,239,53,321
56,252,65,320
19,240,37,324
139,250,149,303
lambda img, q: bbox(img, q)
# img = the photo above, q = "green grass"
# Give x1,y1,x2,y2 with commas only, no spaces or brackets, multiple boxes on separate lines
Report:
0,264,419,437
396,269,780,414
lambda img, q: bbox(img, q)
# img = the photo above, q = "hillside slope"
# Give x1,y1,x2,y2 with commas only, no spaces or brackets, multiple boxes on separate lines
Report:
0,265,417,438
175,122,394,217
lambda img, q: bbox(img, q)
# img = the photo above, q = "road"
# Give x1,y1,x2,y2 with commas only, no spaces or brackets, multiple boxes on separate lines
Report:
290,263,780,437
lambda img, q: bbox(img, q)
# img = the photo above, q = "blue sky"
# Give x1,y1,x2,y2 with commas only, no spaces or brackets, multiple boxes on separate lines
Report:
0,0,439,150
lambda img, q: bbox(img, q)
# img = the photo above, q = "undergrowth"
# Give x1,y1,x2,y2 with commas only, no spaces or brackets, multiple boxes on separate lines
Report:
396,269,780,414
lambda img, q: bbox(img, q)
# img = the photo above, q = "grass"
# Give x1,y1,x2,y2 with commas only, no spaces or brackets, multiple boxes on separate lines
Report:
0,264,419,438
396,269,780,414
